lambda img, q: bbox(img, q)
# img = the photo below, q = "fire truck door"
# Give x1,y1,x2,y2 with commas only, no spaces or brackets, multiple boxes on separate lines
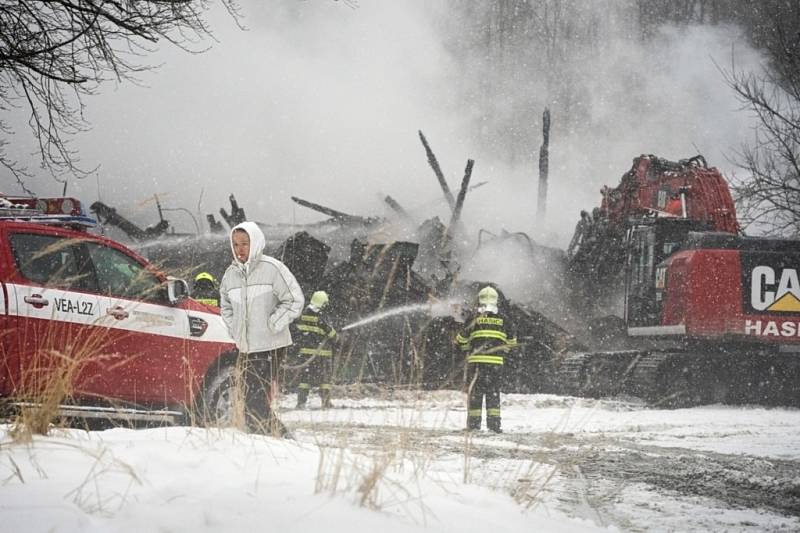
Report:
82,241,190,403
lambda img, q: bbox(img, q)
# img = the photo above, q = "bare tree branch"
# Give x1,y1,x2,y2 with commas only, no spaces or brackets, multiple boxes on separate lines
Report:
719,6,800,237
0,0,243,191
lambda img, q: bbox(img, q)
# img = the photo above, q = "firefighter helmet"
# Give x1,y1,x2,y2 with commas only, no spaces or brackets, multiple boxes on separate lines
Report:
310,290,329,309
478,286,498,306
195,271,216,284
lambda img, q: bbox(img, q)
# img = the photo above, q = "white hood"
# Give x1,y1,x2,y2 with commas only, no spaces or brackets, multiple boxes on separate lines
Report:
230,221,266,273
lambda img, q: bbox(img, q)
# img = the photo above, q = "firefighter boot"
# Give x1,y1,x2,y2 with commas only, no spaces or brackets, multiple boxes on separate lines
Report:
296,385,309,409
321,386,333,409
487,410,502,434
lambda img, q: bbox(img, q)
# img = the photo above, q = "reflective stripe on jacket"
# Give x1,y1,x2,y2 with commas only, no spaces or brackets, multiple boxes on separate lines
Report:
293,307,337,357
456,311,517,365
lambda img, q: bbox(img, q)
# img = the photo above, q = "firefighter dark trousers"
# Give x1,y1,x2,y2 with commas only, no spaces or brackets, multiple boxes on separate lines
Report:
244,349,289,436
297,355,332,408
466,363,502,432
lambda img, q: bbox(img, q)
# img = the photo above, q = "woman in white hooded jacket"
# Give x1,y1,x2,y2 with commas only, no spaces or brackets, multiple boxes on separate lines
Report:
219,221,304,436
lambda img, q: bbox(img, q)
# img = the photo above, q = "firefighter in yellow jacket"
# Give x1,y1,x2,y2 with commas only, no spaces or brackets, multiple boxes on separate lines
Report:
292,290,338,408
193,271,219,307
456,286,517,433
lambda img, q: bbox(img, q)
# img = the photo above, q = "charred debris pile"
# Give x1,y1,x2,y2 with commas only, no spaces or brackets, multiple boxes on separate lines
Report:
91,130,580,393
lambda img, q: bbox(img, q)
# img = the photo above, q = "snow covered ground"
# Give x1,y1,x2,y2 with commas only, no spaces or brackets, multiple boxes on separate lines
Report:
2,391,799,532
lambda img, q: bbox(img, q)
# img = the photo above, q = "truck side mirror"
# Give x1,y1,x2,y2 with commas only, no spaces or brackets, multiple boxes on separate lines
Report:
167,277,189,304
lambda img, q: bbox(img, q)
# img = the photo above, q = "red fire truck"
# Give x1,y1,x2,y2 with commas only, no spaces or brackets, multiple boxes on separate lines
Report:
0,194,240,425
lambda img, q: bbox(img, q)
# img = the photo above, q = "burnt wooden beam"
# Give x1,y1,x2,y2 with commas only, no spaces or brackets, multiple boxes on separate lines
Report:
90,201,150,241
291,196,357,220
206,214,225,233
418,130,456,211
384,195,412,222
220,194,246,228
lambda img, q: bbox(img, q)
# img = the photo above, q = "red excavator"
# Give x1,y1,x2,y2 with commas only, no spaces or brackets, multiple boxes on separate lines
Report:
559,154,800,407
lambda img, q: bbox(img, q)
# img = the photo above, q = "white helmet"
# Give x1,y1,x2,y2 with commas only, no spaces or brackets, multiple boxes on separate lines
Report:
478,286,498,306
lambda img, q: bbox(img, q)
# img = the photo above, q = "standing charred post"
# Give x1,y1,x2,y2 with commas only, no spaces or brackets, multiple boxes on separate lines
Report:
449,159,474,232
537,108,551,224
418,130,456,211
441,159,474,248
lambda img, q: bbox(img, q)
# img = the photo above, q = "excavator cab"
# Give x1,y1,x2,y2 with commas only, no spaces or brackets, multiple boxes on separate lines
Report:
625,218,709,330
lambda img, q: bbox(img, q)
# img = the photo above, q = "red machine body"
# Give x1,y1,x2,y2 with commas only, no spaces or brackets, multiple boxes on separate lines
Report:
656,235,800,345
563,155,800,406
601,154,739,234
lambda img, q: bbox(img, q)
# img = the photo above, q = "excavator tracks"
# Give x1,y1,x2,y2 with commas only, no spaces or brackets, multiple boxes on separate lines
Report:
556,349,800,408
557,350,644,400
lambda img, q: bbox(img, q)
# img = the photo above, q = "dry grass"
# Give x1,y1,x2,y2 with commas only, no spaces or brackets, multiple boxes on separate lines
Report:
193,352,298,441
510,455,561,509
356,448,399,508
311,424,432,519
62,441,143,516
8,319,122,442
302,384,575,521
314,429,349,495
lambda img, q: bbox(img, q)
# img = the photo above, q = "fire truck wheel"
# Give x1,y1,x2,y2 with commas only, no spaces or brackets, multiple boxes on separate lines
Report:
199,362,244,427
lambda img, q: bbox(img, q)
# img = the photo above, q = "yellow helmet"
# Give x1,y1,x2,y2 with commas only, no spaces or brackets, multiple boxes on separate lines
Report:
310,290,329,309
195,272,216,283
478,286,498,306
